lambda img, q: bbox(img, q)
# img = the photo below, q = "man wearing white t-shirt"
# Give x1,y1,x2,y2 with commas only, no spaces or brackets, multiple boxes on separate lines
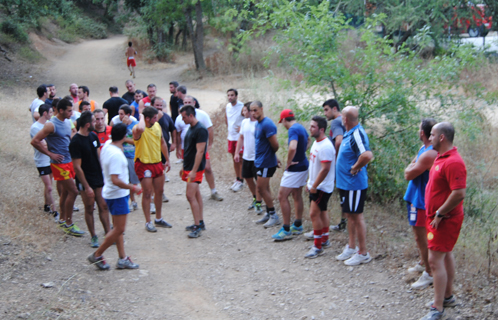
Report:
110,105,137,126
29,84,49,123
225,89,245,192
305,116,336,259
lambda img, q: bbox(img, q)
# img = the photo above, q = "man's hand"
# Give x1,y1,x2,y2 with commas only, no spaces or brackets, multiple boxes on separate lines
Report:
430,215,445,229
188,170,197,181
170,143,176,152
285,161,299,170
234,153,240,163
176,149,182,160
50,153,64,163
350,166,361,176
277,159,282,168
309,186,317,194
163,161,171,173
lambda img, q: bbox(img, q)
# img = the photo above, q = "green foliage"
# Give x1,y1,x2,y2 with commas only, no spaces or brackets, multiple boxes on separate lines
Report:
0,19,28,42
56,16,107,43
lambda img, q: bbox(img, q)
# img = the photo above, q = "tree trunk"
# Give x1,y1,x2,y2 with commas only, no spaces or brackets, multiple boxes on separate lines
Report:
184,1,206,71
168,22,175,44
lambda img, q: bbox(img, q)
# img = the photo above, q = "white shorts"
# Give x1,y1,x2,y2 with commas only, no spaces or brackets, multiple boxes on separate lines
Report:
280,170,308,188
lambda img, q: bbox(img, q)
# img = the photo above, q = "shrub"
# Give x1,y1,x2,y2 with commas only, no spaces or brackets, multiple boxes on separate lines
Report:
0,19,28,43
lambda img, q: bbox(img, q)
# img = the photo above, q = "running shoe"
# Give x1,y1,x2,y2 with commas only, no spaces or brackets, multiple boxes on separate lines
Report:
44,204,51,213
155,219,172,228
412,271,433,290
165,175,170,182
336,244,358,261
305,246,324,259
175,159,183,164
116,256,139,269
290,224,303,235
256,213,270,224
58,220,66,228
426,296,457,308
321,239,332,248
264,214,281,228
420,307,446,320
254,203,264,215
162,194,169,203
150,202,156,214
344,252,372,266
185,223,206,231
87,253,110,270
131,201,138,211
272,227,292,241
230,181,239,191
303,230,314,240
232,181,243,192
210,192,224,201
73,205,79,212
330,220,347,232
188,226,202,238
145,222,157,232
52,211,60,222
64,224,85,237
90,236,99,248
408,262,426,273
248,198,256,210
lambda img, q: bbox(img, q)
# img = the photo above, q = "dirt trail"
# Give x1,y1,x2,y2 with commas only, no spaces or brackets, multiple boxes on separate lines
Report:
1,36,454,319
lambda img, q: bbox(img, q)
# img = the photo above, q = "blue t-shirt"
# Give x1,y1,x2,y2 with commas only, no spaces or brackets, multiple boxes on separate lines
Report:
336,124,370,190
131,101,139,118
255,117,278,168
287,123,309,172
403,145,433,209
123,120,139,159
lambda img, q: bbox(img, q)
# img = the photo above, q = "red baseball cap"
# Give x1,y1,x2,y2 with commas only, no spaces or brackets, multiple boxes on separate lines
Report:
279,109,294,123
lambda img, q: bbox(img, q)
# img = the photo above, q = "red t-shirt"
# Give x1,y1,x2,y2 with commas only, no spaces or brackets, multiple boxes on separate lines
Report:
425,147,466,218
141,97,151,108
93,126,112,149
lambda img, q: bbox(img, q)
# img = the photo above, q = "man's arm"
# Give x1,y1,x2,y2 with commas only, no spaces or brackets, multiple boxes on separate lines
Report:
207,127,214,150
334,135,343,157
430,188,466,229
132,114,145,140
170,130,177,152
33,112,40,121
309,161,332,193
111,174,142,194
350,151,374,175
285,140,298,170
176,130,182,159
72,158,93,197
160,135,170,173
234,134,244,163
268,134,279,153
31,122,64,162
138,100,145,114
404,150,438,181
189,142,207,177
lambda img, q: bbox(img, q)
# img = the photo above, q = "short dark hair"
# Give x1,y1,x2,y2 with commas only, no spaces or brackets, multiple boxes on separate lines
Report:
56,98,73,112
135,90,144,96
62,95,73,101
250,100,263,109
323,99,340,111
37,85,48,98
147,83,156,89
177,85,187,94
151,96,163,106
421,118,437,139
180,104,196,117
128,41,132,47
242,101,252,116
79,86,90,96
109,86,118,94
51,98,60,108
79,100,91,112
143,106,158,119
39,104,51,117
284,116,295,122
78,111,93,129
93,109,105,116
312,115,327,131
438,122,455,144
119,104,132,115
227,88,238,96
46,84,55,88
169,81,179,88
112,123,127,141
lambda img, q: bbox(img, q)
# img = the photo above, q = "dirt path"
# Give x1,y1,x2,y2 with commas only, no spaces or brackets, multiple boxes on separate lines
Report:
0,36,466,320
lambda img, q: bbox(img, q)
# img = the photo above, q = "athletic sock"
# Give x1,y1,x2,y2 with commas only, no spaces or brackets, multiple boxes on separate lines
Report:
313,230,322,249
267,207,275,214
283,224,290,232
199,220,204,226
256,200,262,205
293,219,302,227
44,204,51,212
321,227,329,243
211,188,217,194
237,177,243,182
155,218,163,223
253,195,256,200
341,218,347,224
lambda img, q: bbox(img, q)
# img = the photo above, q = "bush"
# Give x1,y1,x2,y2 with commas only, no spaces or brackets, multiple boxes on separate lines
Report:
56,16,107,43
0,19,28,43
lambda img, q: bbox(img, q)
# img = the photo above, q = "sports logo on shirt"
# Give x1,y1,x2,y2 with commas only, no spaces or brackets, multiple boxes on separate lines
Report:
93,141,98,147
144,170,152,178
435,165,439,171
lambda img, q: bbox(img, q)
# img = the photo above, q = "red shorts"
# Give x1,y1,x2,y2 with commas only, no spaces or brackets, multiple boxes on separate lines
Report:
51,163,75,181
127,57,136,67
426,214,464,252
134,161,163,180
407,203,426,227
228,140,243,154
180,169,205,183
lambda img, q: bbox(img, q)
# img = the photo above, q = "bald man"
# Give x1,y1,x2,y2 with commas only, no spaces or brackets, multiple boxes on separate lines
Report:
335,106,374,266
69,83,78,104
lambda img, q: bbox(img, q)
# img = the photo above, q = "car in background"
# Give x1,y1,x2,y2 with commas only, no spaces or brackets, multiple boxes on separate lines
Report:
449,3,493,37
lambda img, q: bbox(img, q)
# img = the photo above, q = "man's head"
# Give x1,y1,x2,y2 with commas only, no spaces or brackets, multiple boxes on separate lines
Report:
112,123,128,142
125,80,135,93
183,95,195,107
78,86,90,100
430,122,455,152
242,101,252,119
46,84,56,99
146,84,157,98
151,97,164,111
169,81,179,94
341,106,359,130
128,41,133,47
56,98,73,119
176,85,187,100
118,104,132,122
227,88,238,105
420,118,437,142
94,109,106,131
69,83,78,97
322,99,340,121
278,109,295,129
37,84,49,99
180,104,196,125
38,104,52,120
79,100,92,112
310,115,327,139
134,90,144,103
250,101,264,121
109,86,119,96
78,111,95,132
142,106,159,126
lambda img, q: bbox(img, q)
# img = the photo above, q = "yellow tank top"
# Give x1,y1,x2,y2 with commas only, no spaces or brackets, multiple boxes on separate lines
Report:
134,122,162,163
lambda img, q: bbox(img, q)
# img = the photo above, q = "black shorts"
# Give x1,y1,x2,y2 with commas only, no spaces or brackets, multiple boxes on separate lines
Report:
242,160,257,179
255,166,277,178
339,188,367,214
309,190,332,211
76,178,104,192
37,166,52,176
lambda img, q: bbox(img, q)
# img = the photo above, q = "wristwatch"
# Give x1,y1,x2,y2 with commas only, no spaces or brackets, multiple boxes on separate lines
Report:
436,210,445,218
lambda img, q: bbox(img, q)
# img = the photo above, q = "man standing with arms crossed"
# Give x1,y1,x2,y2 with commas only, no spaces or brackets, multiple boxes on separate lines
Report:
133,106,172,232
31,99,84,236
225,88,245,192
404,118,438,290
250,101,280,228
335,106,374,266
272,109,309,240
420,122,466,320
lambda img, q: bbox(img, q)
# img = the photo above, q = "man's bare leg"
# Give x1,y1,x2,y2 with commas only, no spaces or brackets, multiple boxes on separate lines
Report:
60,179,78,225
256,176,273,208
94,187,111,235
153,175,165,220
291,187,304,221
346,212,358,250
429,250,448,312
278,187,293,225
80,189,96,237
96,215,126,258
186,183,202,224
40,174,54,211
141,177,153,223
413,226,431,274
347,213,367,254
204,158,216,190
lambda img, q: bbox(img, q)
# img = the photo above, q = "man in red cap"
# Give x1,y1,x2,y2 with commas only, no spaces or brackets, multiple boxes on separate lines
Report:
272,109,310,237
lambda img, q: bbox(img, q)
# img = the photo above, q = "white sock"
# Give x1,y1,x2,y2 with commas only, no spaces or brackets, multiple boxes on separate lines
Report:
211,188,217,194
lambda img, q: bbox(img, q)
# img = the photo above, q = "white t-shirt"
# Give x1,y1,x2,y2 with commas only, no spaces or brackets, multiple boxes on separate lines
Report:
70,111,81,123
226,101,245,141
307,137,336,193
174,109,213,149
240,118,257,161
30,121,51,167
195,109,213,128
175,115,190,149
30,98,44,123
111,115,137,125
101,141,130,199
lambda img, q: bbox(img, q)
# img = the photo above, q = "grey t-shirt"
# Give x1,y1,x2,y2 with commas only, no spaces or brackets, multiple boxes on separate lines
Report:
45,117,72,164
30,121,51,167
329,116,345,147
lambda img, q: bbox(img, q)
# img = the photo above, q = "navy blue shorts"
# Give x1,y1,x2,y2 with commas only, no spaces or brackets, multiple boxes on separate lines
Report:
105,195,130,216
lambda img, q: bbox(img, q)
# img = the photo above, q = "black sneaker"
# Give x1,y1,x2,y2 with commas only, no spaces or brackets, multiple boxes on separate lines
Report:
330,220,347,232
185,223,206,231
44,204,51,213
188,226,202,238
155,219,173,228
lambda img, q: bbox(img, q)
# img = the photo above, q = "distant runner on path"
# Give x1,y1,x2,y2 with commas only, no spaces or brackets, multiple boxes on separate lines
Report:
126,41,137,78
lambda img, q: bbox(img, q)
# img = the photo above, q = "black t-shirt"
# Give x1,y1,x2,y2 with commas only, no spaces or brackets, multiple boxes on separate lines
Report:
183,121,208,172
158,113,175,148
170,95,179,122
103,97,128,124
122,91,148,105
69,132,103,187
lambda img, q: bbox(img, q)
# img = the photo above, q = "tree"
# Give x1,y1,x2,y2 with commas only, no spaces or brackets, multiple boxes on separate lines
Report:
183,0,206,71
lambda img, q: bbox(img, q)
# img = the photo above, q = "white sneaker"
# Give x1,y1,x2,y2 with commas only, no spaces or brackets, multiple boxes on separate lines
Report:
175,159,183,164
344,252,372,266
232,181,243,192
336,245,358,261
230,181,239,191
165,175,170,182
131,201,138,211
408,263,425,273
411,271,433,290
304,230,314,240
150,203,156,214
